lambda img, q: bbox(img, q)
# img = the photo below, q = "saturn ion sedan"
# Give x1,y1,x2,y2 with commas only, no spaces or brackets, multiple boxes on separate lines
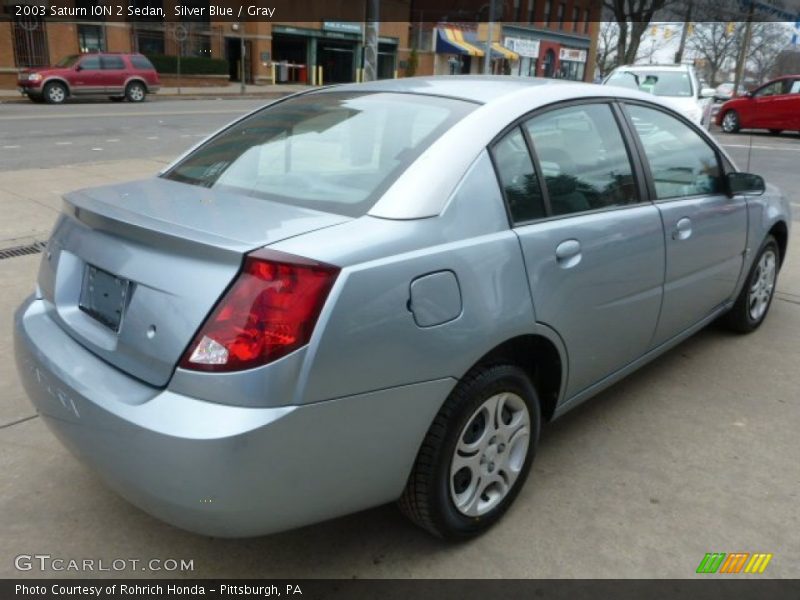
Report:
14,77,791,539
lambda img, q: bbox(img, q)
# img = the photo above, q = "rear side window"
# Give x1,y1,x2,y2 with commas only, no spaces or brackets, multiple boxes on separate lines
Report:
130,55,155,70
101,55,125,70
492,127,546,223
524,103,638,216
626,104,722,200
164,92,475,217
79,55,101,70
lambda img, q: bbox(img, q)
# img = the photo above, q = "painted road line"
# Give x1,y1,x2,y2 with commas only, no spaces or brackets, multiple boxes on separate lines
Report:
2,145,20,149
55,141,72,145
721,143,800,152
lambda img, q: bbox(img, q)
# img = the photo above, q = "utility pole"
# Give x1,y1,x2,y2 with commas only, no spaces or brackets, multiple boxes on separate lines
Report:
363,0,379,81
240,27,246,94
483,0,496,74
674,0,692,64
733,2,754,94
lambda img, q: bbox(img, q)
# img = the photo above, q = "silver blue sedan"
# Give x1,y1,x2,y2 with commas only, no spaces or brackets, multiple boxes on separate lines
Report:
14,76,791,539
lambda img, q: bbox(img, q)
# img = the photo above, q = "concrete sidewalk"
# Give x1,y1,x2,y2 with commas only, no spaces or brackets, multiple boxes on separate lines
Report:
0,83,307,103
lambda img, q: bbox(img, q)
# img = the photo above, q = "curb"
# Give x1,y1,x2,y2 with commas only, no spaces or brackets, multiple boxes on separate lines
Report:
0,92,294,104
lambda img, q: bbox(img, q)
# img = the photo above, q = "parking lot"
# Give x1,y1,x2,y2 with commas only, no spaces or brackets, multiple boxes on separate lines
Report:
1,100,798,579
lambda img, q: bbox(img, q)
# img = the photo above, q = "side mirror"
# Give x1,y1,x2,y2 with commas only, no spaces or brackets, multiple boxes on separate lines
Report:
700,87,716,99
75,64,83,71
744,90,753,98
727,172,765,196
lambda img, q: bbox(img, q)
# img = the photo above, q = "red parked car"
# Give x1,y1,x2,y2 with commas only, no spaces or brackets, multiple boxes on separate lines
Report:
17,53,160,104
717,75,800,134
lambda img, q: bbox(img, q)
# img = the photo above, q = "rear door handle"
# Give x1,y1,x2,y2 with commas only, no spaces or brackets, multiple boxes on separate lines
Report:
555,239,582,268
672,217,692,241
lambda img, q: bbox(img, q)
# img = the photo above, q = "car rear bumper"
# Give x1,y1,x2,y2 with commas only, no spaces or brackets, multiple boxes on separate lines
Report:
14,296,450,537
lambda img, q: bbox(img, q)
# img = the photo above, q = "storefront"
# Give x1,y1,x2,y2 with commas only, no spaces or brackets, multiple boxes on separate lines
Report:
433,25,517,75
271,22,399,85
558,48,587,81
501,25,592,82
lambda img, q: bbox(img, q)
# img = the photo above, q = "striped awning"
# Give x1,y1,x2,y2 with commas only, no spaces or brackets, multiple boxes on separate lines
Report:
491,42,519,61
436,27,485,57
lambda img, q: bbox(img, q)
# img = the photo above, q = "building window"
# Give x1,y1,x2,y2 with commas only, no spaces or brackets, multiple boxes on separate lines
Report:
584,8,591,34
527,0,536,23
78,24,105,53
544,0,551,25
572,6,580,31
557,3,565,29
11,16,49,67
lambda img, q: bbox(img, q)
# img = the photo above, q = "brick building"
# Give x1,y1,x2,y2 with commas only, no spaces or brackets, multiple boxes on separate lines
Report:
1,0,600,89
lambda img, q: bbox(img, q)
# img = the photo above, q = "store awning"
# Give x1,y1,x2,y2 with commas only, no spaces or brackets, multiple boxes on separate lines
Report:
436,27,485,57
491,42,519,61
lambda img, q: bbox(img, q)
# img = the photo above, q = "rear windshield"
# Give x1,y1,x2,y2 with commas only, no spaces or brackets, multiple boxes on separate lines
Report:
606,70,694,97
163,92,476,217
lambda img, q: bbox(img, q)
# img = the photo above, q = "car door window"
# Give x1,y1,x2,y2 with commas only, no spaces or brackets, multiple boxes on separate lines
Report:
626,105,722,200
79,55,101,70
523,103,638,216
101,55,125,70
754,80,787,97
491,127,546,223
789,80,800,94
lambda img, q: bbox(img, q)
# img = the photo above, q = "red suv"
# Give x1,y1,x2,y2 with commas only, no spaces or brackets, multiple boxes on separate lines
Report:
18,53,161,104
716,75,800,135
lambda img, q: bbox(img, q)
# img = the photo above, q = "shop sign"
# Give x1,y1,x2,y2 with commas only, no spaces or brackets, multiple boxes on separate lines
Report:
559,48,587,63
504,37,540,58
323,22,363,35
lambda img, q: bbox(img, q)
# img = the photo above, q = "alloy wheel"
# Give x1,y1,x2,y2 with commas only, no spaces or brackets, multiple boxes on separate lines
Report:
748,249,777,322
722,111,738,133
450,392,531,517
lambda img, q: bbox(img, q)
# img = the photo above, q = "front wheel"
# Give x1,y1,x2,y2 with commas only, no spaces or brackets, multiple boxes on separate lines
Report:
399,364,540,539
125,82,146,102
721,236,780,333
721,110,740,133
43,82,67,104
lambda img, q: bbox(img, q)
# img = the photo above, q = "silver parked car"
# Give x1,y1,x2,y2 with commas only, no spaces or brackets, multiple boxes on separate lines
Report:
14,77,791,539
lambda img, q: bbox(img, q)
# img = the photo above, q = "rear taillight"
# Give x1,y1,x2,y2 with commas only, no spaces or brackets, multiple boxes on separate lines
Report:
179,249,339,372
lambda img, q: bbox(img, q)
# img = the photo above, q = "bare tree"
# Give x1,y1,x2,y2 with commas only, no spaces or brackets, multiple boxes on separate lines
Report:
737,23,792,84
686,21,742,85
603,0,675,66
596,21,620,77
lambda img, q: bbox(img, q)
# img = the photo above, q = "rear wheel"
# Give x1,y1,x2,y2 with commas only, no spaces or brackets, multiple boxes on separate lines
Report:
125,81,146,102
721,110,740,133
399,364,540,539
721,235,779,333
43,82,67,104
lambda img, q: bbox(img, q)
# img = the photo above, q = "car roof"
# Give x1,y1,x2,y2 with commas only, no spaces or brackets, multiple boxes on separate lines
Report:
327,75,563,104
614,64,691,72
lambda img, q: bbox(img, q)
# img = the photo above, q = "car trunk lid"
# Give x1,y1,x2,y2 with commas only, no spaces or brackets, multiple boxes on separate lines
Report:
37,177,351,387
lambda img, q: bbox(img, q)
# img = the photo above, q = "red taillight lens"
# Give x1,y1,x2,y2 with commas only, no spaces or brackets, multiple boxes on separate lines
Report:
179,250,339,372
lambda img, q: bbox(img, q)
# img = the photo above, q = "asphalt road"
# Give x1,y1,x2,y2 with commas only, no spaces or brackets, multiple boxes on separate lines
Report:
0,99,798,579
0,99,267,171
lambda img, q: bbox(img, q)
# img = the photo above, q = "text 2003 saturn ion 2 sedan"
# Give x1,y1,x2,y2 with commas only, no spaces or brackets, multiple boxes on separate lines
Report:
14,77,791,539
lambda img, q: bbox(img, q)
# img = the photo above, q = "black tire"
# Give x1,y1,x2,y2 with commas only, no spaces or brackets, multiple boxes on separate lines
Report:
769,129,782,135
721,109,740,133
110,96,125,102
43,82,67,104
399,363,541,540
125,81,146,102
721,235,780,333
